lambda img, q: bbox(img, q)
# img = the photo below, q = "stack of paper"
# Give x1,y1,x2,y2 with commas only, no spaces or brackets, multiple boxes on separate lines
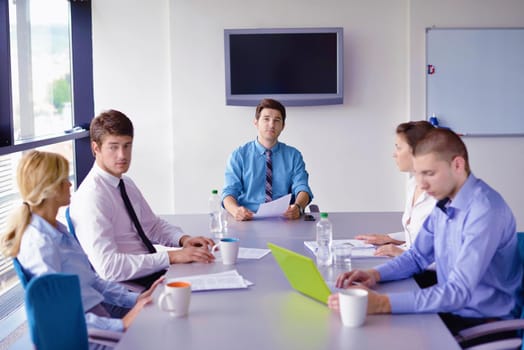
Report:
171,270,254,292
238,247,271,259
304,239,385,258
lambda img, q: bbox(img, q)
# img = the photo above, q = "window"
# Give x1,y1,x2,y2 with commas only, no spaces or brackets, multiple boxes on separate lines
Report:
9,0,74,142
0,0,94,333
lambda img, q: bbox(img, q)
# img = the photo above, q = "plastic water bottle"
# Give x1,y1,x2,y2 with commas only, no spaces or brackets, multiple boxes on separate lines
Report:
209,189,221,236
316,212,333,266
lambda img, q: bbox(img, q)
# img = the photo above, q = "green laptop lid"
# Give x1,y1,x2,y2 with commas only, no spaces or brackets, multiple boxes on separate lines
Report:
268,242,331,304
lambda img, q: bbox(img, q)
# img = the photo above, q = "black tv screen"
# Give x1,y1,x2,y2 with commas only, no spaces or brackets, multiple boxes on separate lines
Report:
224,28,344,106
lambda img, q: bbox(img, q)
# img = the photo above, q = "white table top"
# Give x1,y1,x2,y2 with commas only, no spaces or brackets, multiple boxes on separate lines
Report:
115,212,460,350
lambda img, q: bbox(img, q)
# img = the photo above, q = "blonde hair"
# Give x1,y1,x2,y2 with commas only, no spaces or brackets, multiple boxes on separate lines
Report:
0,151,69,257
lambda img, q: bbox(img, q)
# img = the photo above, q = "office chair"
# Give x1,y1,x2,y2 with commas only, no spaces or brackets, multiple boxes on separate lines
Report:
16,252,122,347
25,273,89,350
12,257,31,288
25,273,122,349
455,232,524,350
65,206,78,240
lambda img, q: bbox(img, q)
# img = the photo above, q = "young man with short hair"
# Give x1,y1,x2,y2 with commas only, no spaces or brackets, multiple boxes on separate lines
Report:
70,110,215,289
222,98,313,221
329,128,522,339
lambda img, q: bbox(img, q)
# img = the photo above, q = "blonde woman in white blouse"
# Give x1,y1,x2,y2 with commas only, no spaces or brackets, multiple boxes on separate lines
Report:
357,121,436,257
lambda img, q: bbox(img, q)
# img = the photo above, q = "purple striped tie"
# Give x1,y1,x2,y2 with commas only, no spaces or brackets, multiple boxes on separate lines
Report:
265,149,272,202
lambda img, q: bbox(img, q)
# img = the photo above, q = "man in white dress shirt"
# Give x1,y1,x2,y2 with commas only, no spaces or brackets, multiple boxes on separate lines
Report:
70,110,215,289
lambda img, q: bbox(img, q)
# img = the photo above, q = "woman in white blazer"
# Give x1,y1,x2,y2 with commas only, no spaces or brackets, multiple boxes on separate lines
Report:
357,121,436,257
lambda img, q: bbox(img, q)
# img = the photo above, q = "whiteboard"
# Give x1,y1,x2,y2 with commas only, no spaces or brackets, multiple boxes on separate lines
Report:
426,28,524,136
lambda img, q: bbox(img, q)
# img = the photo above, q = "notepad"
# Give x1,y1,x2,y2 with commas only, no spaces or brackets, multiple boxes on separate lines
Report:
170,270,253,292
304,239,386,258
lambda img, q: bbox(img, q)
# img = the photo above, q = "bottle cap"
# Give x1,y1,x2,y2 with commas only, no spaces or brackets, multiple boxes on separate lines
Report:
320,212,328,219
211,189,218,194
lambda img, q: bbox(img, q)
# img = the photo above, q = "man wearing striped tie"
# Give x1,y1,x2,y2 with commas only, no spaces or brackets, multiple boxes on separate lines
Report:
223,98,313,221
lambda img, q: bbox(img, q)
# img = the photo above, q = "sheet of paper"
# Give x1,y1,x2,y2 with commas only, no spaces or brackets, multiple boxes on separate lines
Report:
238,247,271,259
254,193,292,218
214,248,270,262
304,239,386,259
172,270,252,292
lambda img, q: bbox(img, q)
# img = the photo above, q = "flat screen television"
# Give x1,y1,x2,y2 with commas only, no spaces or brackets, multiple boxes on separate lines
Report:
224,27,344,106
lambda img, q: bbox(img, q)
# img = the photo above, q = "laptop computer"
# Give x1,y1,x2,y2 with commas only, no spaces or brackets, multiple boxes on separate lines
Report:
267,242,332,304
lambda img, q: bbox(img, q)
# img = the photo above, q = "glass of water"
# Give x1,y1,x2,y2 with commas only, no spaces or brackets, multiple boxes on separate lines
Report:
219,208,229,236
333,243,352,270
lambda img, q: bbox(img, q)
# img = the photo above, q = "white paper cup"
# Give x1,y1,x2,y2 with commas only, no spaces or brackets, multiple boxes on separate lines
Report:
212,237,240,265
339,289,368,327
158,281,191,317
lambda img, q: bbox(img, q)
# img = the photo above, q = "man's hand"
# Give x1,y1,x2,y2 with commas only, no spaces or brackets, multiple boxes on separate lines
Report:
168,246,215,264
374,244,404,257
283,204,301,220
180,236,214,250
335,269,380,289
328,287,391,314
233,206,254,221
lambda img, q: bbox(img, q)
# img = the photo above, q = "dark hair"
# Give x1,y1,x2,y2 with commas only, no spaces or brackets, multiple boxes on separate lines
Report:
414,128,470,174
90,109,134,146
255,98,286,123
396,120,434,152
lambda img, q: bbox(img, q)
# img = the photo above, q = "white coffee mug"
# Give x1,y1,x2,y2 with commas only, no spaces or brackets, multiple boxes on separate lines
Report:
158,281,191,317
211,237,240,265
339,289,368,327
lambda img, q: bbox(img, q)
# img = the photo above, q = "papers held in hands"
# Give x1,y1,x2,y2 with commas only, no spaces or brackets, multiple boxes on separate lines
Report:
254,194,292,218
170,270,253,292
304,239,385,258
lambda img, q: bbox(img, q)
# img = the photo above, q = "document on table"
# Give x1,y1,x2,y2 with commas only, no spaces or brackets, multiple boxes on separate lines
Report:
304,239,386,258
239,248,271,259
254,193,292,218
171,270,253,292
214,248,270,263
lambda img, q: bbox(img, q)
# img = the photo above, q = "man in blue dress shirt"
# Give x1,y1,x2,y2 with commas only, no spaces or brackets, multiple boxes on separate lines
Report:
222,98,313,221
329,128,522,337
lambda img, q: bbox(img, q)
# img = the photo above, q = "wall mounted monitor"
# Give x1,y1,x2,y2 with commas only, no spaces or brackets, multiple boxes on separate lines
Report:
224,27,344,106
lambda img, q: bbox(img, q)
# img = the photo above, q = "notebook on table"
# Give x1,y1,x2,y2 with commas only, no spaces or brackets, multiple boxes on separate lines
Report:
267,242,332,304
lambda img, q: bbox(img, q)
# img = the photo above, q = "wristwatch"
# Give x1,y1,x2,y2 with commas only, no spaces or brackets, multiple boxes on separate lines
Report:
295,203,304,215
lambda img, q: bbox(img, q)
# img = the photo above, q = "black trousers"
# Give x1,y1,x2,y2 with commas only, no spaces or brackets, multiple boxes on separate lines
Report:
413,270,438,289
127,269,167,289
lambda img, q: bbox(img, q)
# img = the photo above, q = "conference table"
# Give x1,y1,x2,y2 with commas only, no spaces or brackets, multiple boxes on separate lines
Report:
115,212,461,350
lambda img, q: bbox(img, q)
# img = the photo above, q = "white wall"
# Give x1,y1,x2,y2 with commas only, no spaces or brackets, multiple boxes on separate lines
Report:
91,0,175,214
169,0,408,214
91,0,524,228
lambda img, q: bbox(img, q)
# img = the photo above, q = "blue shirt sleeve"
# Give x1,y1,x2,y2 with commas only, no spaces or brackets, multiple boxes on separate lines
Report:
288,149,313,201
223,149,244,201
92,275,139,308
85,313,124,332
